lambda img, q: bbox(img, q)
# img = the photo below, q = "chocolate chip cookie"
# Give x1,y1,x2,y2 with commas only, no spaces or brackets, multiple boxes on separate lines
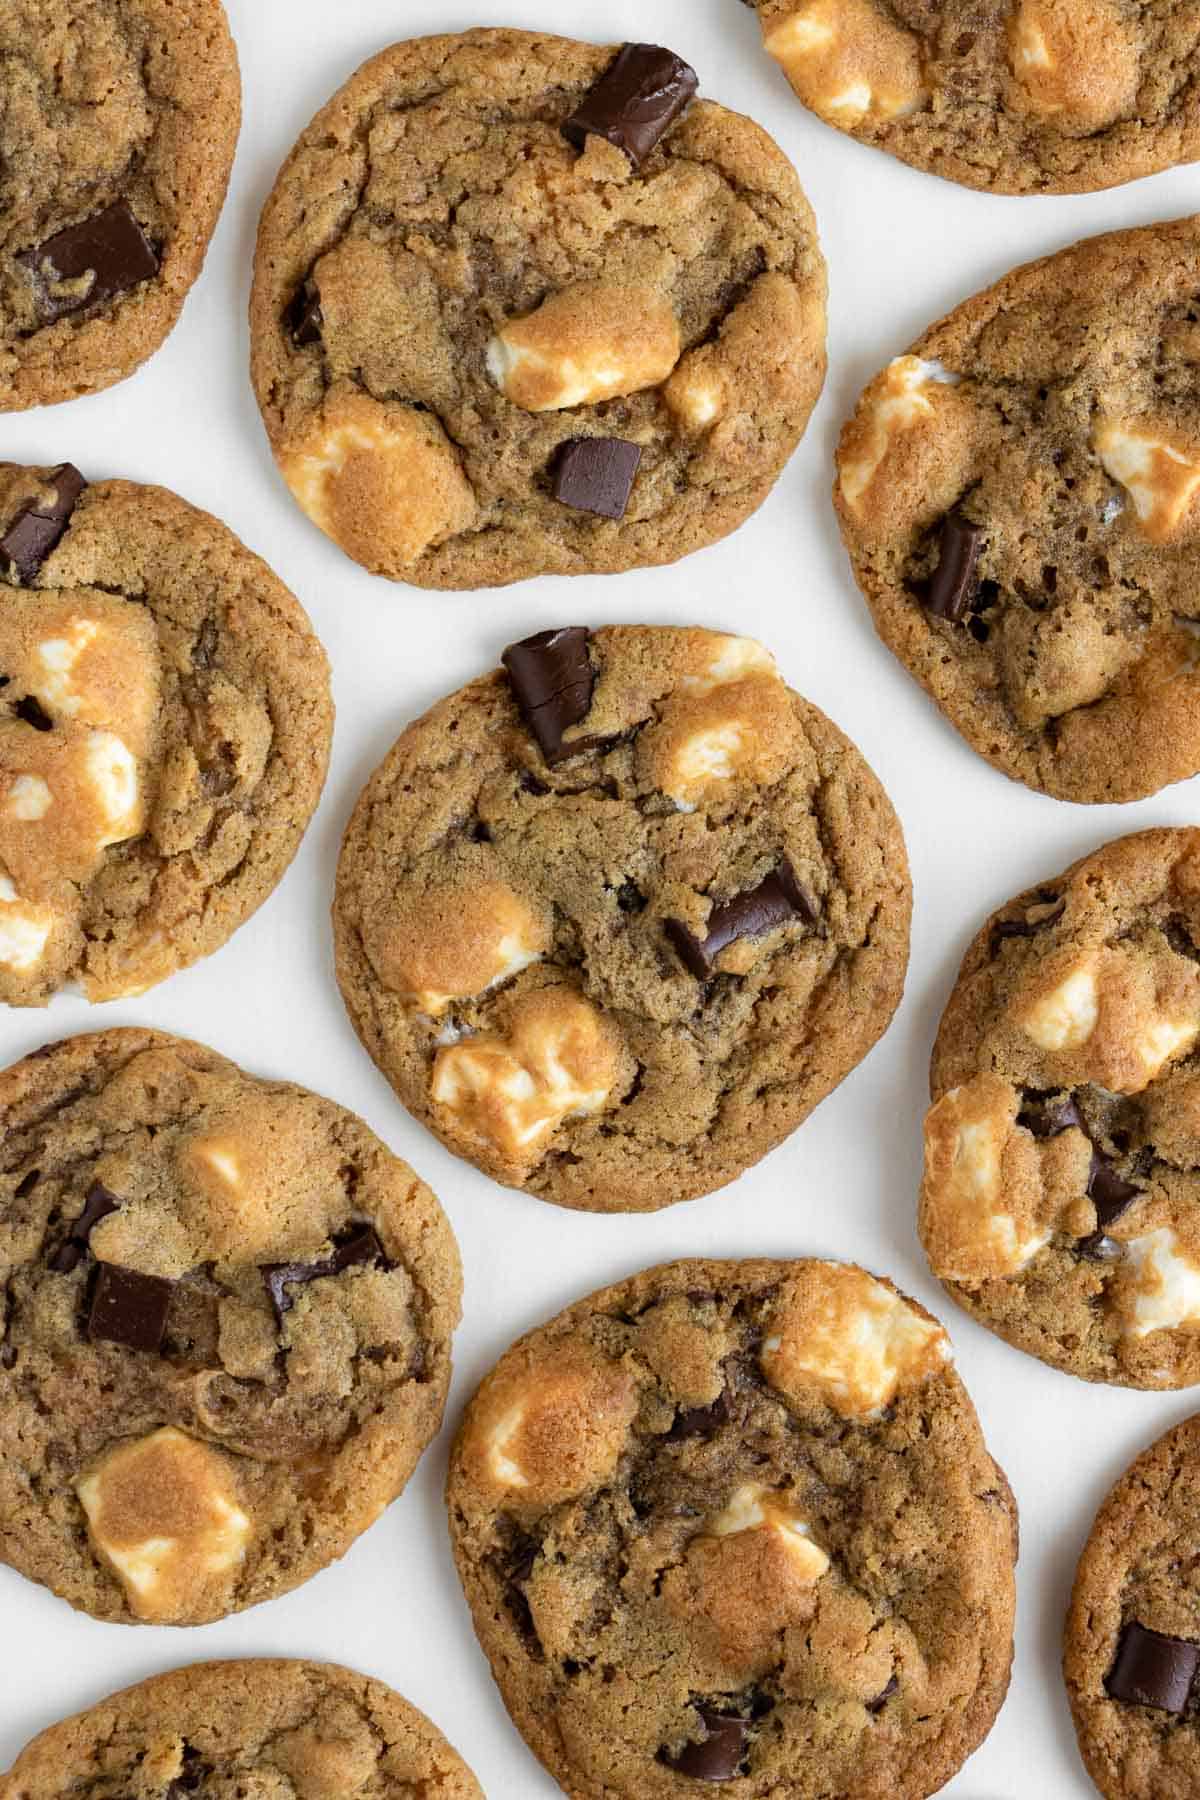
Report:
447,1256,1017,1800
921,828,1200,1387
0,461,332,1004
0,0,240,410
743,0,1200,195
0,1028,462,1625
333,625,910,1213
834,217,1200,804
0,1658,483,1797
1065,1413,1200,1799
250,28,826,589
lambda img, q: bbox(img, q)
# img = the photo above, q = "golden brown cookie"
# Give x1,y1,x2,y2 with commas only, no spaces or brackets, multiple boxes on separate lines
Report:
250,28,826,589
447,1256,1017,1799
0,0,240,409
333,625,910,1213
0,1029,462,1625
0,1659,483,1796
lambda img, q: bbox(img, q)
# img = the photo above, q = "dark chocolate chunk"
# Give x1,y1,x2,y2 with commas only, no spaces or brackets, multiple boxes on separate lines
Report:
262,1224,387,1325
926,512,983,622
47,1181,121,1274
667,1391,731,1441
166,1748,209,1797
1077,1232,1123,1263
0,1344,15,1370
866,1673,899,1714
990,890,1066,946
14,695,53,731
563,44,698,167
552,437,642,521
660,1707,749,1782
87,1263,172,1352
0,463,86,585
20,201,159,325
288,279,323,348
667,859,817,978
502,627,596,765
1017,1092,1083,1139
1106,1621,1200,1712
1088,1155,1141,1228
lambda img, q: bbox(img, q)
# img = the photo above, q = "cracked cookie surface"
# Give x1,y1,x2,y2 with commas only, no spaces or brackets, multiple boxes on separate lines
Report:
0,1029,462,1625
835,218,1200,804
447,1256,1017,1800
333,625,910,1213
742,0,1200,195
0,1658,483,1797
922,829,1200,1386
249,27,826,590
0,462,332,1005
0,0,239,409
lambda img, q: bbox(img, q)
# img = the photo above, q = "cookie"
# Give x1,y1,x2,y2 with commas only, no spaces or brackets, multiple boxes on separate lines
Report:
249,28,826,590
447,1256,1017,1800
742,0,1200,195
0,461,332,1004
0,1658,483,1797
0,1028,462,1625
333,625,910,1213
1065,1412,1200,1800
834,217,1200,804
0,0,240,410
920,827,1200,1388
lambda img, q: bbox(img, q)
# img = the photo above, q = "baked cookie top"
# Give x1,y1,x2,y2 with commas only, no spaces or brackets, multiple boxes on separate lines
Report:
0,0,240,409
0,463,332,1005
1065,1414,1200,1800
447,1256,1017,1800
743,0,1200,195
333,625,910,1213
0,1029,462,1626
250,28,826,590
835,217,1200,804
0,1658,483,1797
922,829,1200,1387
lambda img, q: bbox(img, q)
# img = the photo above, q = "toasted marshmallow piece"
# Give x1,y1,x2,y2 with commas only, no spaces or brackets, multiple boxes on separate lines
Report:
84,730,142,846
24,604,160,758
761,1263,950,1419
921,1074,1060,1283
1094,420,1200,543
680,633,779,694
1019,958,1099,1051
1014,946,1200,1093
487,282,680,412
0,873,53,971
1122,1228,1200,1338
708,1481,831,1582
839,356,960,514
645,633,794,810
765,0,926,127
34,618,99,718
368,881,549,1016
467,1344,637,1507
7,774,51,821
75,1427,251,1622
1008,0,1139,130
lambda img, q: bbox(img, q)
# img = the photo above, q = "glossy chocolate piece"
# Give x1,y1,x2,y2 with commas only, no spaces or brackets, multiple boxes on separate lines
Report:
87,1262,172,1352
1106,1620,1200,1712
563,44,698,167
926,512,983,622
552,437,642,520
1077,1231,1123,1263
1088,1155,1141,1228
502,627,596,765
20,201,159,324
0,463,86,585
666,1391,731,1441
866,1673,899,1714
263,1224,387,1325
660,1707,749,1781
1016,1092,1083,1139
47,1181,121,1274
990,890,1066,945
666,860,817,978
288,280,323,348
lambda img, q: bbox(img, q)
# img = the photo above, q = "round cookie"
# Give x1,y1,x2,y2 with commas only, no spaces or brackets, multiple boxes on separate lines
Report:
742,0,1200,196
835,216,1200,804
0,461,332,1004
921,828,1200,1388
0,1028,462,1626
334,625,910,1213
1065,1414,1200,1800
0,0,240,410
447,1256,1017,1800
250,28,826,590
0,1658,483,1797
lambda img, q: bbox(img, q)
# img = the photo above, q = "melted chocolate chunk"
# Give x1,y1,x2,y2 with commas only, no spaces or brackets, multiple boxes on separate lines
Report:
989,890,1066,947
0,463,86,584
1106,1621,1200,1713
563,44,698,167
1016,1092,1083,1139
502,627,596,764
288,279,323,347
166,1749,209,1796
1077,1232,1123,1263
1088,1155,1141,1228
666,1391,731,1441
47,1181,121,1274
19,201,159,324
666,860,817,978
659,1707,750,1782
866,1673,899,1714
87,1263,172,1353
616,879,647,914
552,437,642,520
926,512,983,622
262,1224,387,1325
14,694,53,730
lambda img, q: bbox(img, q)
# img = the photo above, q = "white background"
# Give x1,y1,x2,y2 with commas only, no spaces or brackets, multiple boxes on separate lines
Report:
2,2,1200,1794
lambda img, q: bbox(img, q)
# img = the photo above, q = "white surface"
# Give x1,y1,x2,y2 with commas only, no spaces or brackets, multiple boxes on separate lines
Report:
1,1,1199,1793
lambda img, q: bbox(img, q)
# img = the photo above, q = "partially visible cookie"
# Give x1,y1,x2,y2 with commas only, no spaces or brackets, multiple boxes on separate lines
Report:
250,28,826,589
0,462,332,1004
1065,1413,1200,1799
0,0,240,409
835,217,1200,804
334,625,910,1212
742,0,1200,195
0,1659,483,1797
0,1028,462,1625
447,1256,1017,1800
922,828,1200,1387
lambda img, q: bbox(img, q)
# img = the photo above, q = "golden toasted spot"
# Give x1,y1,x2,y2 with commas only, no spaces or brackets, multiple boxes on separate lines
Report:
1019,959,1099,1051
1122,1228,1200,1337
663,362,726,432
0,874,53,970
1008,0,1139,131
641,633,795,810
708,1481,831,1581
367,881,549,1016
839,356,960,514
6,774,51,821
1094,420,1200,543
487,281,680,411
765,0,926,126
760,1263,950,1419
466,1344,638,1507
